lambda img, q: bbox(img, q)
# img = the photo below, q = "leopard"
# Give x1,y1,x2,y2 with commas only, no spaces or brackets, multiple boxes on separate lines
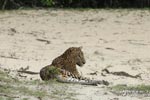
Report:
39,47,109,86
40,47,85,80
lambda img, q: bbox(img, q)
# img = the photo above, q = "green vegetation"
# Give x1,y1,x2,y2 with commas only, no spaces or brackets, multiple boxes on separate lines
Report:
40,65,61,80
0,0,150,10
111,84,150,92
48,66,60,75
0,69,48,99
41,0,53,6
0,84,47,97
0,68,78,100
51,86,77,100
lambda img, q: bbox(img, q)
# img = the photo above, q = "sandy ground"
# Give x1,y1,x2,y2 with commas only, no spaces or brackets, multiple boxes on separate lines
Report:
0,9,150,100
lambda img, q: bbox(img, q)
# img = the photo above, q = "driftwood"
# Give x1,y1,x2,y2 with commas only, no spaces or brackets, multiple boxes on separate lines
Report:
36,39,51,44
0,93,19,98
0,55,18,59
102,68,141,79
17,70,39,75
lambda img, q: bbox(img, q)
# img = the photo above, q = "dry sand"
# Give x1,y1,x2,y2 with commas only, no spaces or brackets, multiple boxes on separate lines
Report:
0,9,150,100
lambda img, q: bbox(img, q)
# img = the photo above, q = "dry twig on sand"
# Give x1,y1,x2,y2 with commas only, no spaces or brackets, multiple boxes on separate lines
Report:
36,39,51,44
17,70,39,75
102,68,141,79
0,93,19,98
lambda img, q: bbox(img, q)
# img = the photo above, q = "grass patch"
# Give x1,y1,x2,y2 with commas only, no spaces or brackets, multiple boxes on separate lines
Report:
0,68,78,99
0,84,14,94
0,69,49,99
111,84,150,92
23,79,41,85
15,86,48,97
48,66,60,75
0,82,47,98
0,70,11,82
51,87,77,100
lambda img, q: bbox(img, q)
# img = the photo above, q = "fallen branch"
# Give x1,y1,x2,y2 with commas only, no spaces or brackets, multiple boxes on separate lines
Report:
105,47,115,50
0,93,19,98
18,70,39,75
0,55,18,59
102,68,141,79
36,39,51,44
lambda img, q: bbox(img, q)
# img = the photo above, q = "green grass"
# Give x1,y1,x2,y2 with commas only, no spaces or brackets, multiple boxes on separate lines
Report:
111,84,150,92
51,87,77,100
0,81,48,97
15,86,48,97
0,69,48,99
0,68,78,100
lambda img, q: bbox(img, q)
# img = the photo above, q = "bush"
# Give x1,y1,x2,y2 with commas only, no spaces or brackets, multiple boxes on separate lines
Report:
41,0,53,6
0,0,150,9
0,0,42,9
53,0,150,8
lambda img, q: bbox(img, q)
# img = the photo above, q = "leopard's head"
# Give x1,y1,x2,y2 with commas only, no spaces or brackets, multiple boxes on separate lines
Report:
75,46,86,67
61,46,86,67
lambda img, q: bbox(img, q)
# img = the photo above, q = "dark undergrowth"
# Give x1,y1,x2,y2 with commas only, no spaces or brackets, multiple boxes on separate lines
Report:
0,0,150,10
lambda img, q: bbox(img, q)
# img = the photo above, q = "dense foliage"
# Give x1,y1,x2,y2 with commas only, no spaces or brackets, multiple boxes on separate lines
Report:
0,0,42,9
53,0,150,8
0,0,150,9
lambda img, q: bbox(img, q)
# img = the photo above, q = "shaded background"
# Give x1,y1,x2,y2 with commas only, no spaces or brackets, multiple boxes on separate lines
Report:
0,0,150,10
